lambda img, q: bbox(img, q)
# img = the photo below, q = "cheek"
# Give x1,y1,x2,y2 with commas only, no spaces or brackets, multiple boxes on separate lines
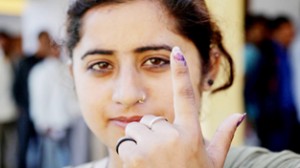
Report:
73,67,109,127
74,76,112,144
147,74,175,122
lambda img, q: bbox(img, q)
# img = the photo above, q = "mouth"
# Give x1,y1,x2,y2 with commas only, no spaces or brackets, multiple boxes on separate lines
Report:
110,116,143,128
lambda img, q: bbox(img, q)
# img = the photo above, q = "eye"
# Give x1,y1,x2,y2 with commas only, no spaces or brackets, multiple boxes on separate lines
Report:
88,61,113,72
143,57,170,67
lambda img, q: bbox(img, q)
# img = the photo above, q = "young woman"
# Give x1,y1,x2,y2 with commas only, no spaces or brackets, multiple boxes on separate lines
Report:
65,0,300,167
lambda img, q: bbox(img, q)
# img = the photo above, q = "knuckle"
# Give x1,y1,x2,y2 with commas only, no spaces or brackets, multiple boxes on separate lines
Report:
163,129,180,145
125,122,139,134
178,86,195,99
168,128,180,139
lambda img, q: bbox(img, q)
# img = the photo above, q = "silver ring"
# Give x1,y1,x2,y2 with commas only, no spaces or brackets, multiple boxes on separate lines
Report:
148,116,167,128
138,94,146,104
115,137,137,154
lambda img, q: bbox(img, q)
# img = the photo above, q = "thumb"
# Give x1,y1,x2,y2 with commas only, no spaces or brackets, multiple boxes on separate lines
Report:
206,113,246,167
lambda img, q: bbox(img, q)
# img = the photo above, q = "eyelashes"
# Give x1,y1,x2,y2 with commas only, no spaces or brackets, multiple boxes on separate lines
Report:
89,62,113,70
88,61,113,74
87,56,170,74
142,57,170,68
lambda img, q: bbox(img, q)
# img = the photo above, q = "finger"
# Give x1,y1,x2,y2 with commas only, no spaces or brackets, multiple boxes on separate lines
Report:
125,122,152,142
171,46,198,126
117,137,138,160
140,115,173,131
206,113,246,167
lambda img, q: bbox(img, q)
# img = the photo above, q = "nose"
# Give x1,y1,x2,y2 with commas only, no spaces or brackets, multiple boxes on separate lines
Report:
112,69,145,107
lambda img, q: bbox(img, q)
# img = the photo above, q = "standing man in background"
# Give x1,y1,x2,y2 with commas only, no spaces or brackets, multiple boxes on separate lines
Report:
0,31,18,168
13,31,52,168
29,42,81,168
256,16,299,153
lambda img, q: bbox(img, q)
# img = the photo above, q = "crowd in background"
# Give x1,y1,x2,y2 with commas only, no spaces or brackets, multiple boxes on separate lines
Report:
0,13,300,168
244,14,300,153
0,30,92,168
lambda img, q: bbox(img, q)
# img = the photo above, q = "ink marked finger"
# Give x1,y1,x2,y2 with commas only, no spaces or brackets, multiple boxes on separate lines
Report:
171,46,199,127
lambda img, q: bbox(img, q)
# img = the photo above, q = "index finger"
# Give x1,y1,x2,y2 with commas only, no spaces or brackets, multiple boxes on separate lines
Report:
171,46,199,127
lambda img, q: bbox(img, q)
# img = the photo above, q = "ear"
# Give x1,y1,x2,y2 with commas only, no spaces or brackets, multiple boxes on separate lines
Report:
202,46,221,91
67,59,74,78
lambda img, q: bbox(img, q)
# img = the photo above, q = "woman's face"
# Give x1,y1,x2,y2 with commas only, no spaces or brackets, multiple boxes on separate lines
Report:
72,0,202,150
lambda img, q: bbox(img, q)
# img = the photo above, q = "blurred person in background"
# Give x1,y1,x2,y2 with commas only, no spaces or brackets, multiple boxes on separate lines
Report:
0,31,18,168
291,19,300,136
243,15,268,146
13,31,52,168
0,32,23,71
29,42,83,168
255,16,299,153
9,35,24,70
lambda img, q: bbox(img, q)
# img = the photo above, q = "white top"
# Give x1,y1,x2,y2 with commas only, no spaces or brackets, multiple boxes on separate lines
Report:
67,158,107,168
29,57,80,134
0,50,17,123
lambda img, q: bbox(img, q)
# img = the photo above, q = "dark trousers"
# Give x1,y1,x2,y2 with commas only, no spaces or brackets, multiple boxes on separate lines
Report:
0,121,18,168
17,111,39,168
256,108,300,153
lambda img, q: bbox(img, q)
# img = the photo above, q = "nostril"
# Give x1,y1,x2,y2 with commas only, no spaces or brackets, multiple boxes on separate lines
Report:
112,74,145,107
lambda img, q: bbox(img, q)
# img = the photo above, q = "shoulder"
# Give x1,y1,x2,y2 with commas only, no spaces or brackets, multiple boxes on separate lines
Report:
29,62,45,82
17,56,38,70
67,162,93,168
225,146,300,168
66,158,108,168
64,162,93,168
30,58,57,77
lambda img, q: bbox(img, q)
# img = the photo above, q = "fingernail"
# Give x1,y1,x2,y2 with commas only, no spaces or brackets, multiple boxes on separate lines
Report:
236,113,246,127
172,46,186,66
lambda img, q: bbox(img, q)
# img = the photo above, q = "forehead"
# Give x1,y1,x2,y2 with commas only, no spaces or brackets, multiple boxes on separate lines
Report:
78,0,180,49
82,0,170,28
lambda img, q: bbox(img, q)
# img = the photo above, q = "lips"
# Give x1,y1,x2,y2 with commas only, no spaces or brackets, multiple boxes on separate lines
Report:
110,116,143,128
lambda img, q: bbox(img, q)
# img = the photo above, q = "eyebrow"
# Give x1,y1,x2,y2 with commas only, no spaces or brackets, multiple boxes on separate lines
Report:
81,49,114,60
81,44,172,60
134,45,172,53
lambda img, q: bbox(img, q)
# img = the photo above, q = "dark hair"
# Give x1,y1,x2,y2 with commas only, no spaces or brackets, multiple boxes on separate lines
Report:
0,30,12,57
0,30,11,40
245,15,267,31
38,31,50,40
269,16,292,31
66,0,234,92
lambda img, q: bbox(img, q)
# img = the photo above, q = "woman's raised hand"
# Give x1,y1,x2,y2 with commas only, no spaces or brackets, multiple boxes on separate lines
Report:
117,46,245,168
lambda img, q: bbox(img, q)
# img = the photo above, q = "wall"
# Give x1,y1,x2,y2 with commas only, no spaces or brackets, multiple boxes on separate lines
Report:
203,0,245,145
250,0,300,26
0,0,24,16
0,15,21,35
22,0,69,54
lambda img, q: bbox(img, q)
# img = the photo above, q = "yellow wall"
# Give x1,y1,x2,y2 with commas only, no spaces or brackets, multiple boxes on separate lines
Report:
0,0,24,16
202,0,245,145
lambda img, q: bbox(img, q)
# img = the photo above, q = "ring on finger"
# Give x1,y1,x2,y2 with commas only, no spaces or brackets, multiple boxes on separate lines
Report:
148,116,168,129
115,137,137,154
